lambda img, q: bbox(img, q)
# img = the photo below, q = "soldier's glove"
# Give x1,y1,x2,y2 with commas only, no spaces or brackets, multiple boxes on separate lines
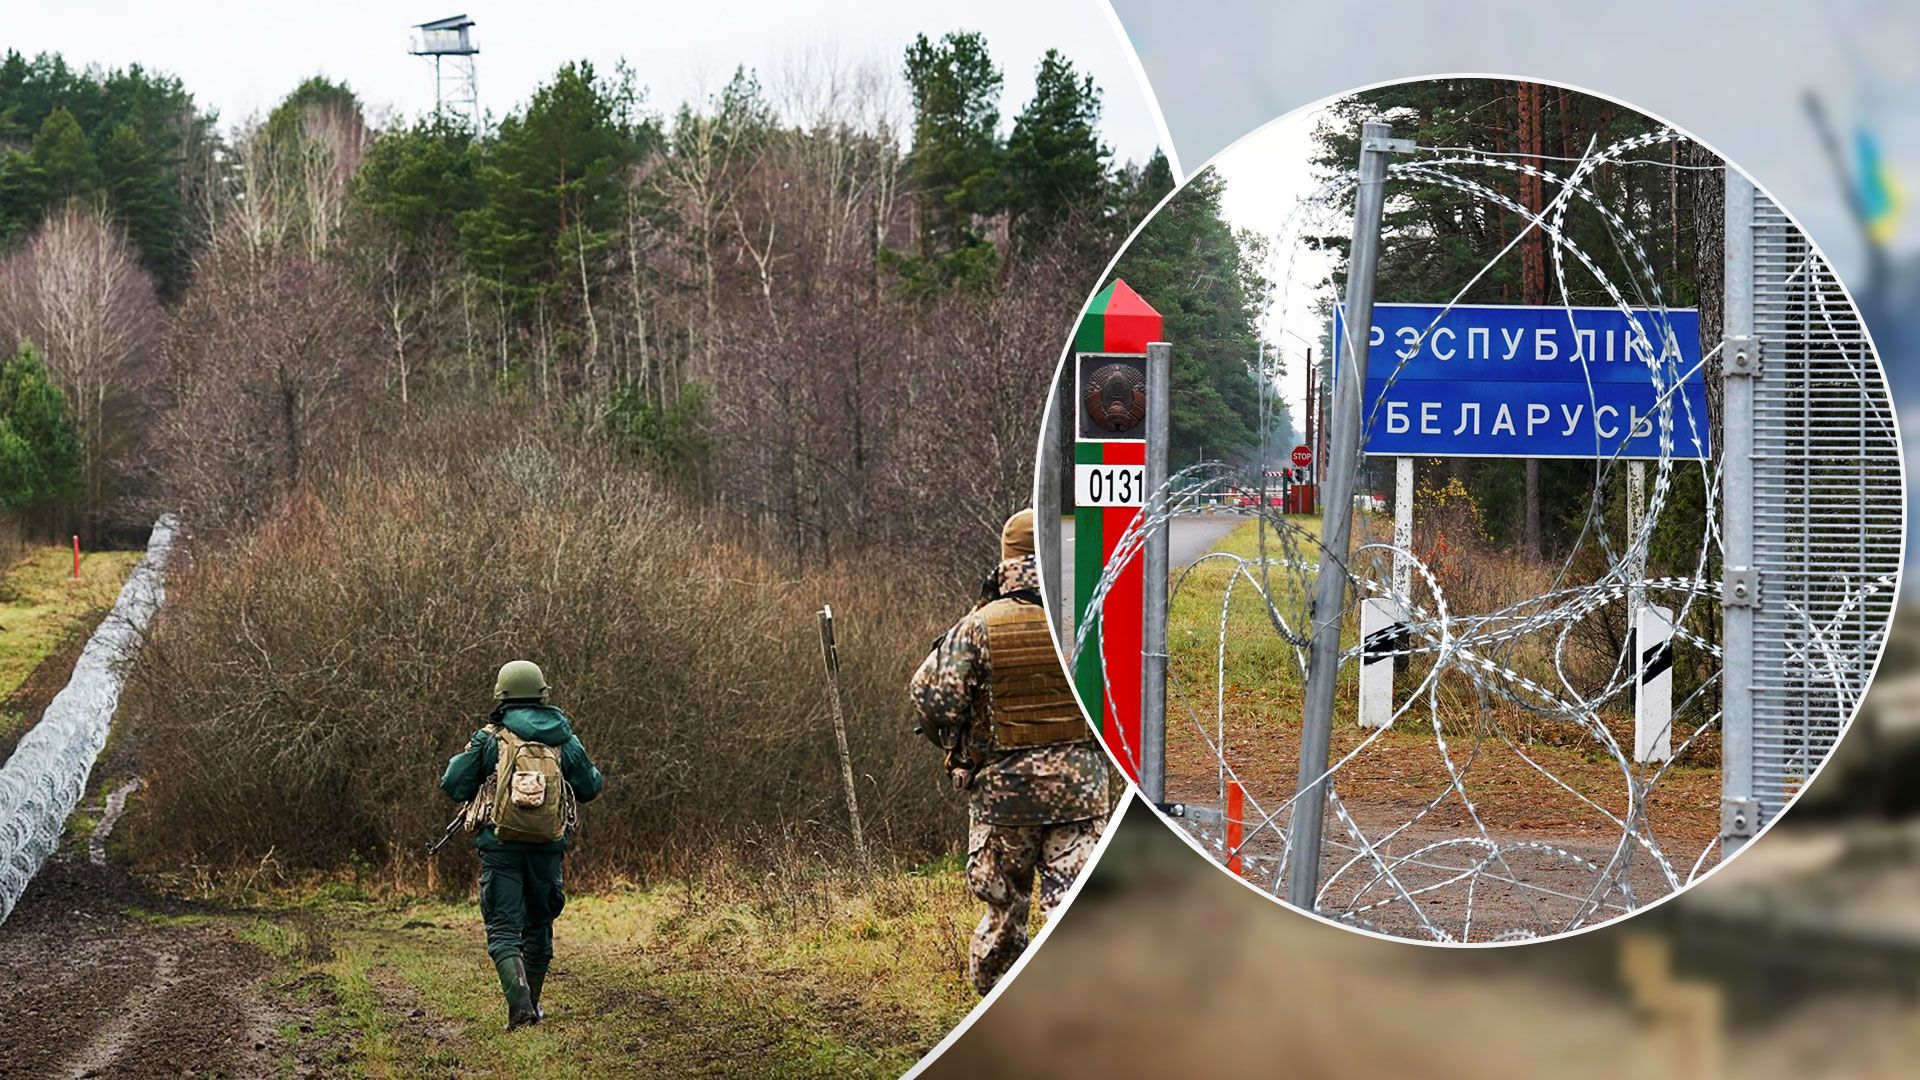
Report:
950,767,973,792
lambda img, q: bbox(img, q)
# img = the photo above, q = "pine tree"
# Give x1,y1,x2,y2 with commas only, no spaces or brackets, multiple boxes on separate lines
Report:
98,122,173,274
462,61,649,292
458,61,656,397
30,107,96,197
900,32,1004,287
1110,168,1265,463
0,149,50,240
0,51,214,294
351,114,483,244
1006,49,1110,254
0,345,83,513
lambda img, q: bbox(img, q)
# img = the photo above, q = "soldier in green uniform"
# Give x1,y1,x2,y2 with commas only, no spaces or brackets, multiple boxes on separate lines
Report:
910,507,1111,995
441,660,604,1029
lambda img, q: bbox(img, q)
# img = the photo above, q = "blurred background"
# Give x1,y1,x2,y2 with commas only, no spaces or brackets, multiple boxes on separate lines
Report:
929,2,1920,1076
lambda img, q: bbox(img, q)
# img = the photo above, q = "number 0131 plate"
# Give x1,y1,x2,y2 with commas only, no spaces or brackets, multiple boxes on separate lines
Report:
1075,463,1146,507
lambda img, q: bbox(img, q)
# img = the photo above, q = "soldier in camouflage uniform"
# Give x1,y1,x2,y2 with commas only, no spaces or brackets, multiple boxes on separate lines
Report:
910,507,1110,995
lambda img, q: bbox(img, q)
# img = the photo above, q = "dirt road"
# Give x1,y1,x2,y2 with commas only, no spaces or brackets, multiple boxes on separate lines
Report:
1055,511,1248,630
0,812,971,1078
0,852,294,1079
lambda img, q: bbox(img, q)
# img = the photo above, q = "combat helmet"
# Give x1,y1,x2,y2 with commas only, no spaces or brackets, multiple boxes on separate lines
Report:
494,659,550,702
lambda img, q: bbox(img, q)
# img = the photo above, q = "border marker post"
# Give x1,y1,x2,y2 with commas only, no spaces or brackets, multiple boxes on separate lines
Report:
816,605,868,867
1070,280,1164,782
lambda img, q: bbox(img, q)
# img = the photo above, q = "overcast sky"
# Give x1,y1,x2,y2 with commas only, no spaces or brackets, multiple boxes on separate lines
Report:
1207,101,1337,446
5,1,1164,165
1113,0,1920,280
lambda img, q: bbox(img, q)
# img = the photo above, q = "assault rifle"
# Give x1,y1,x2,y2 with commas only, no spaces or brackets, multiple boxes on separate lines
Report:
426,806,466,856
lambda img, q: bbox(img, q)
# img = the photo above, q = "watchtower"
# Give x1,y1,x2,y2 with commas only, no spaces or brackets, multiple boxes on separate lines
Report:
409,15,479,128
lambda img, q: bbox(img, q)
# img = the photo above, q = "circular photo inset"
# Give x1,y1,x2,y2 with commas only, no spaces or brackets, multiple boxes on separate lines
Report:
1038,76,1905,944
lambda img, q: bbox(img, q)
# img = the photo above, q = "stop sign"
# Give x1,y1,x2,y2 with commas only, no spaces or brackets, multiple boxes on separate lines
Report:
1290,444,1312,468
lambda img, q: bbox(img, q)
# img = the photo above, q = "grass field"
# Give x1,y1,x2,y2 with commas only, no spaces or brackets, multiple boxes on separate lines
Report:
1165,515,1719,799
0,543,143,740
218,865,979,1077
0,533,988,1077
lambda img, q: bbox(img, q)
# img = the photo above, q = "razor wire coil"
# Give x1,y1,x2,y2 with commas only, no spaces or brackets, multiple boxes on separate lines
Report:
1070,129,1899,942
0,517,176,924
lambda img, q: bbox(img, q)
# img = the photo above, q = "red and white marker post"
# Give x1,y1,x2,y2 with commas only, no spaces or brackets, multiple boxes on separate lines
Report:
1070,279,1164,783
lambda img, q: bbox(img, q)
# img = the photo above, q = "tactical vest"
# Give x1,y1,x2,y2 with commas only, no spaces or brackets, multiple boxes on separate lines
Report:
979,597,1088,751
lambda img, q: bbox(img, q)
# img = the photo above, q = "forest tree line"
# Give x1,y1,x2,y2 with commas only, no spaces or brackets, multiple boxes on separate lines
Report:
0,34,1252,875
0,35,1218,577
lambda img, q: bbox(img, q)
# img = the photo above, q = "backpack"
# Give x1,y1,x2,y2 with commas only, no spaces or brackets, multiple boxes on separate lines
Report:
484,725,575,844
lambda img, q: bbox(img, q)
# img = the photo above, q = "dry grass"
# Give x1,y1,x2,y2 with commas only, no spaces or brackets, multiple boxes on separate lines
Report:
1162,515,1721,864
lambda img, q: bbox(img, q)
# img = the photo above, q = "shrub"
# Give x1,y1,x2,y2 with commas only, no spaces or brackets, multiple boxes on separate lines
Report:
121,423,973,889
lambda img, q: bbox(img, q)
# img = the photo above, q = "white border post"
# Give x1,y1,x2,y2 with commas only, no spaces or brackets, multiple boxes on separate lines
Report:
1358,598,1400,729
1360,457,1414,729
1627,459,1672,763
1635,603,1675,763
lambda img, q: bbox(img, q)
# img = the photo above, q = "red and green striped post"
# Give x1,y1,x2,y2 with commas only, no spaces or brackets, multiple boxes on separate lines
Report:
1072,278,1163,782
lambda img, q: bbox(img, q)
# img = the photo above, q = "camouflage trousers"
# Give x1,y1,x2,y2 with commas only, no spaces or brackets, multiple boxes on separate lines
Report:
965,813,1103,995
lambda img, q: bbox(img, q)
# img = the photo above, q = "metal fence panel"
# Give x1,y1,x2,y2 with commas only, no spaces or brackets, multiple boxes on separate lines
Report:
1732,179,1903,829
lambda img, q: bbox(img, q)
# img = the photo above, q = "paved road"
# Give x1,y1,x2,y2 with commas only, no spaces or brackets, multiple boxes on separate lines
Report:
1051,512,1243,622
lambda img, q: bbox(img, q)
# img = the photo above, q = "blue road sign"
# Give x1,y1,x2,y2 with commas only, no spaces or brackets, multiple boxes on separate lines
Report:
1333,303,1711,460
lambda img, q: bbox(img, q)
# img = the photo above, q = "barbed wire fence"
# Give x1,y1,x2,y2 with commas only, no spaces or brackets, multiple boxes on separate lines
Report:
0,516,177,925
1070,127,1901,943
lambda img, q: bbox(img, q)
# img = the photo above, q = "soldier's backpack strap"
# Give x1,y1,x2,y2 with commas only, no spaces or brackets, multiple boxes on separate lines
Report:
483,722,515,768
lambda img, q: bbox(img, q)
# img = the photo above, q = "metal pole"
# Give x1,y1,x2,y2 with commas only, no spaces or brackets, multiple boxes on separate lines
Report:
1037,366,1066,641
1306,347,1316,510
1393,457,1413,600
1258,340,1269,508
1305,355,1316,490
1287,121,1401,911
1627,460,1646,617
1141,341,1172,805
816,605,868,866
1721,171,1757,857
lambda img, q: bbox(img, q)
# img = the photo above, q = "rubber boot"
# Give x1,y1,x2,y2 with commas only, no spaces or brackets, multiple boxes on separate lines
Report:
495,954,540,1029
526,966,547,1023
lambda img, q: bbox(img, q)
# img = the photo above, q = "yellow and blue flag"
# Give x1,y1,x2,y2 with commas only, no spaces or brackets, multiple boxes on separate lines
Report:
1856,128,1906,246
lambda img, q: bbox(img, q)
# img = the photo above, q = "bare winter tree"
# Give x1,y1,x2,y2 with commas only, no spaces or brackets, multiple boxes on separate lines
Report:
157,238,376,529
291,97,370,259
652,71,772,384
0,200,163,536
220,96,371,268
